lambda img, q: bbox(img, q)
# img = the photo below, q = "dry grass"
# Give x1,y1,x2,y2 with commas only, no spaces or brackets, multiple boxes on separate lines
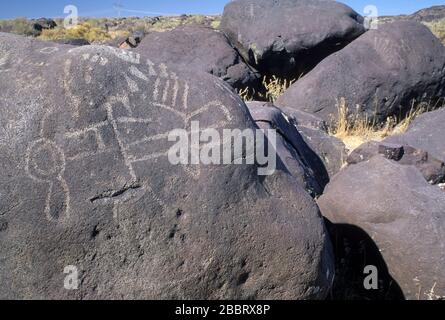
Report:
330,98,393,151
0,15,220,43
262,76,295,103
424,19,445,45
330,98,440,152
0,17,40,37
39,22,111,43
237,75,296,103
238,87,254,102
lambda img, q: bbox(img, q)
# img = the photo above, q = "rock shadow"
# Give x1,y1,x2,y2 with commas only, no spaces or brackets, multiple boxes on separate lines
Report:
324,219,405,300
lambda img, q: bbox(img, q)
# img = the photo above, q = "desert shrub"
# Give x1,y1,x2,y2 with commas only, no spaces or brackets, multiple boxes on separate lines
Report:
424,19,445,45
211,20,221,29
0,18,40,37
39,22,110,43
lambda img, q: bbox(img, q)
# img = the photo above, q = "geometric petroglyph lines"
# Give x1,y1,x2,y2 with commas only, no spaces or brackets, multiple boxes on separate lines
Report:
146,58,157,76
159,63,169,78
124,100,233,170
64,120,110,161
104,96,138,181
373,35,407,69
26,139,70,223
0,50,9,67
105,46,141,64
63,59,81,119
101,96,167,222
151,66,188,110
39,47,59,54
129,65,149,81
186,100,233,124
126,132,170,149
124,74,140,93
153,78,161,101
90,54,109,66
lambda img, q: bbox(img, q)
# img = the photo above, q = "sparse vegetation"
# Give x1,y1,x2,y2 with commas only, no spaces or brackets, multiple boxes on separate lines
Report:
0,17,40,37
39,22,111,43
424,18,445,45
262,76,295,103
237,75,296,103
329,97,444,152
0,15,221,43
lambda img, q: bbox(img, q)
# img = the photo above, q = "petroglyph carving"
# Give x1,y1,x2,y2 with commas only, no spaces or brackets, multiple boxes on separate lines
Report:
373,36,409,69
39,47,59,54
26,139,70,222
0,50,8,67
27,49,232,222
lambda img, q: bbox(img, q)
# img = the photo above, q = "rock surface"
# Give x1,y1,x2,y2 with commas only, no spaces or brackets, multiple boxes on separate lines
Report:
0,32,334,299
220,0,365,78
385,108,445,163
53,38,91,46
276,21,445,124
318,156,445,300
246,101,328,196
347,141,445,184
135,25,259,91
282,107,347,178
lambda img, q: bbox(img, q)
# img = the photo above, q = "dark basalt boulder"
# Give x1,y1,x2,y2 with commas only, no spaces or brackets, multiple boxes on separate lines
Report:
281,107,347,178
33,18,57,32
347,141,445,185
135,25,260,91
0,32,334,299
385,108,445,163
276,21,445,124
246,101,328,196
318,155,445,300
220,0,365,78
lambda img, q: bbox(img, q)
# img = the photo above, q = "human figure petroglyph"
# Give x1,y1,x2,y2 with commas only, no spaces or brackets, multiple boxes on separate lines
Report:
26,47,234,222
26,139,70,222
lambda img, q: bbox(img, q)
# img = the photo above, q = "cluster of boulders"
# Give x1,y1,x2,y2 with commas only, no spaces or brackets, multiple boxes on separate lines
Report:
0,0,444,300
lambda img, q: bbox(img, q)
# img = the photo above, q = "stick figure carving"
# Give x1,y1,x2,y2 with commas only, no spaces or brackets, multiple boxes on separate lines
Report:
26,139,70,222
26,47,232,222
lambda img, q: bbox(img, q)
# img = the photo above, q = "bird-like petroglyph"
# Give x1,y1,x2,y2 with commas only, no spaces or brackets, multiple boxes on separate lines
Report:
26,47,233,222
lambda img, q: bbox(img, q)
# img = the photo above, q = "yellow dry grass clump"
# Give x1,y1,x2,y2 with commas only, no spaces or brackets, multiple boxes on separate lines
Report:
39,22,110,43
424,19,445,45
237,74,444,154
238,75,295,103
330,97,440,152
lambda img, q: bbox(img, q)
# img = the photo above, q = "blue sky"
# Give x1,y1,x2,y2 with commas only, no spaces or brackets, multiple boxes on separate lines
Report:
0,0,443,19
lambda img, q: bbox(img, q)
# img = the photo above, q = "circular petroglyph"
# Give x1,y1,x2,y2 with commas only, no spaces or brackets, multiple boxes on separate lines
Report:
26,139,66,182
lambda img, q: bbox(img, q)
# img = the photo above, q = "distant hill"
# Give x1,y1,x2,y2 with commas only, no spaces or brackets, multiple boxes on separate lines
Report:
0,6,443,46
380,5,445,23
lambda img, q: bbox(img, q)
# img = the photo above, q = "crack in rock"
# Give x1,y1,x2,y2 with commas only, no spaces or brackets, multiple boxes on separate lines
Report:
89,183,142,203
